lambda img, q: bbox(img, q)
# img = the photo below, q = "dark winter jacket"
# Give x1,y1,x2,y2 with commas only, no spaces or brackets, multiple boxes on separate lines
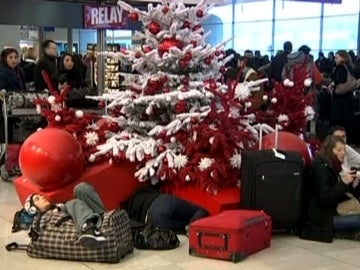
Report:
19,59,36,83
56,68,85,89
330,64,354,122
34,54,57,91
300,156,350,243
270,52,288,82
122,186,160,223
0,63,26,91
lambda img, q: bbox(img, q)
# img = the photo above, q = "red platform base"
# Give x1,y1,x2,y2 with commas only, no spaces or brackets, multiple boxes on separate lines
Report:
14,162,142,211
170,185,240,216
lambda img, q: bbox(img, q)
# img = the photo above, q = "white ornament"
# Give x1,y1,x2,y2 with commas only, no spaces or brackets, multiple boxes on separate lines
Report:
304,78,312,87
278,114,289,123
304,105,315,121
84,131,99,146
55,115,61,122
37,127,42,131
48,95,56,104
230,152,242,169
75,110,84,118
88,155,96,162
245,102,252,108
271,97,277,104
198,157,215,171
174,154,188,169
170,137,176,143
283,78,290,87
210,171,214,178
288,81,294,87
209,137,214,145
262,95,268,101
185,175,191,181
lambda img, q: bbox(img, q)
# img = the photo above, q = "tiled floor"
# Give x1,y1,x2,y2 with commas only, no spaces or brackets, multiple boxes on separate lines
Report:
1,180,360,270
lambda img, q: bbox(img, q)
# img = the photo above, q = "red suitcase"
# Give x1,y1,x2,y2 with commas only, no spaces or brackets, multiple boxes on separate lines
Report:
189,210,272,262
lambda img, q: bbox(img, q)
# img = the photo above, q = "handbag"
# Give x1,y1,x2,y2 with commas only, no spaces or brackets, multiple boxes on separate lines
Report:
336,193,360,215
334,66,359,95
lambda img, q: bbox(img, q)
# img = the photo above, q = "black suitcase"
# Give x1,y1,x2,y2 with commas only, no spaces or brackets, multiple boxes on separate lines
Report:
240,125,304,230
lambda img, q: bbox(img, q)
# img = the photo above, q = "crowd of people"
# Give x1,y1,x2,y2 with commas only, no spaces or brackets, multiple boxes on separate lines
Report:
0,39,90,93
224,41,360,145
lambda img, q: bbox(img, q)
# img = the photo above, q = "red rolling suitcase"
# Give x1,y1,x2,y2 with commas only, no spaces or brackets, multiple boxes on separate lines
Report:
189,210,272,262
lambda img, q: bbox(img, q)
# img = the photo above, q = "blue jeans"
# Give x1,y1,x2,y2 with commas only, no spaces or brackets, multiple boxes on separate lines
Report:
146,194,208,232
333,214,360,232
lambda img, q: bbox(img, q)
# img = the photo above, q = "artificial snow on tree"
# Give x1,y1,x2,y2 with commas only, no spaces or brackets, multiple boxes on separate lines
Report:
86,0,267,193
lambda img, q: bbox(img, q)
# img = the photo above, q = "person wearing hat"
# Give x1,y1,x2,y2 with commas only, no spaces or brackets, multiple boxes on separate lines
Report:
24,182,107,249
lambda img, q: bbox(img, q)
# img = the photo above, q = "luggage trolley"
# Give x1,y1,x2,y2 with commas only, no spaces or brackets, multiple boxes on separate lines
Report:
0,90,44,181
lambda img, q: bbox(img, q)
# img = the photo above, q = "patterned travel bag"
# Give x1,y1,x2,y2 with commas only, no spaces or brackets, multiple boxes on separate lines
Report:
6,209,133,263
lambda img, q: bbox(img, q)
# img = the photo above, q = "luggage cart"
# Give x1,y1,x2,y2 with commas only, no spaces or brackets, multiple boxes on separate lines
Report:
0,91,43,181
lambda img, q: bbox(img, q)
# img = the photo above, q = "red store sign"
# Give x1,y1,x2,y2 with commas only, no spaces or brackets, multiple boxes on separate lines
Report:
84,5,126,29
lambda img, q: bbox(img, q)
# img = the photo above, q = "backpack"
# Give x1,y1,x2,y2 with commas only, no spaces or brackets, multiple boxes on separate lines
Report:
11,208,34,233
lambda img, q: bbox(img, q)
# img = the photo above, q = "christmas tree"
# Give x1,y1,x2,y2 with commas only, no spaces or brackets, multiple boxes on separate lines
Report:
34,0,315,194
85,0,268,193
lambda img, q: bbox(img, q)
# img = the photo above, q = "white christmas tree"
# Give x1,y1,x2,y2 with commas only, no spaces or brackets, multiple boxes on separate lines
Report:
87,0,267,193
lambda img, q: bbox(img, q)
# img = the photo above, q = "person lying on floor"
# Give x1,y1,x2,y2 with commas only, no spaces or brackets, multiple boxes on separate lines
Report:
300,135,360,243
122,185,209,234
24,182,107,249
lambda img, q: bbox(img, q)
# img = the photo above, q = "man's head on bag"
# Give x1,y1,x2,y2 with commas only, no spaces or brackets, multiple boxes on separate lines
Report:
24,194,52,215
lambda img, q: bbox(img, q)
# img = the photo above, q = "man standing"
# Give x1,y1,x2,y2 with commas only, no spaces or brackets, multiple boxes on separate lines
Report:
34,39,57,91
270,41,292,83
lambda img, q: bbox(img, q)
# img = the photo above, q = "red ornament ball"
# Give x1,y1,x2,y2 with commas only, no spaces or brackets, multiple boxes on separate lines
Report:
184,52,192,61
196,9,204,18
147,21,161,35
135,51,142,58
182,77,190,85
19,128,84,191
261,131,312,166
179,59,188,69
129,12,139,21
182,21,191,29
162,6,169,13
98,101,105,108
158,146,166,153
163,87,171,93
158,38,183,57
190,40,197,47
204,57,212,65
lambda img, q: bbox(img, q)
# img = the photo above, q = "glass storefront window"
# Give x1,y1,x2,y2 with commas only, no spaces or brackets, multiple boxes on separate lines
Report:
234,20,273,55
274,17,320,55
234,0,273,22
323,0,359,16
208,5,233,49
275,0,322,19
322,14,358,54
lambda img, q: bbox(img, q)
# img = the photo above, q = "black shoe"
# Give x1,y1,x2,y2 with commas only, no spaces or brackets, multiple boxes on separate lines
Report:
78,231,107,249
79,221,107,248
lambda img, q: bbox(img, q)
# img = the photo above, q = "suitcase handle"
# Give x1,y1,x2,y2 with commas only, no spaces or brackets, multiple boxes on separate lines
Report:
197,232,228,252
259,124,280,151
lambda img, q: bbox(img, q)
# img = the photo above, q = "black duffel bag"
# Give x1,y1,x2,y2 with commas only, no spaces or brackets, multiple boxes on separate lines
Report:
130,221,180,250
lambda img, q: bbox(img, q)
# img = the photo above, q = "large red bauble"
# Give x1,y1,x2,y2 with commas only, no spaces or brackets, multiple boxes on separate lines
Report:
260,131,312,166
158,38,183,57
19,128,84,191
129,12,139,21
147,21,161,35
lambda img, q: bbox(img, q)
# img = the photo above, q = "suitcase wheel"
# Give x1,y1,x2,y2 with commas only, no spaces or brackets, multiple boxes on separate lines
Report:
230,253,245,263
